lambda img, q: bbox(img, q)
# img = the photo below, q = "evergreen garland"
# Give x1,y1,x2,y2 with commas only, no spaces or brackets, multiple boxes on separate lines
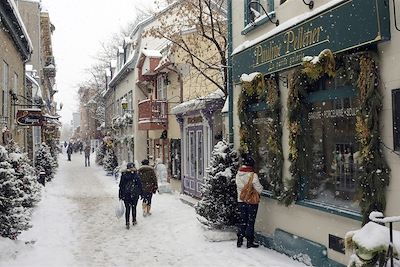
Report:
239,73,284,198
286,50,390,223
354,54,390,224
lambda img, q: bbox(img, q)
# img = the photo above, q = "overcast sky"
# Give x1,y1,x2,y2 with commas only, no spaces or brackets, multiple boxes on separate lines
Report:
41,0,154,124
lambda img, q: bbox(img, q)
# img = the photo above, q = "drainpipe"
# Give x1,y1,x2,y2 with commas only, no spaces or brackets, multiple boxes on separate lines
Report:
227,0,234,144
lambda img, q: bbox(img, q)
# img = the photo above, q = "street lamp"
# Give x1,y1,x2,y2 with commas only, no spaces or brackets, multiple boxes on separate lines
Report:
121,97,128,111
121,97,134,113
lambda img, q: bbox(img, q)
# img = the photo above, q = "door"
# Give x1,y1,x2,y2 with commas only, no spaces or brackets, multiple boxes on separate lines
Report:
183,125,204,197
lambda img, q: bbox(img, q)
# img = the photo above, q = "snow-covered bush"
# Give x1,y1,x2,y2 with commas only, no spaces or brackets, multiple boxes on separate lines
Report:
195,140,240,229
34,143,57,182
6,142,41,208
0,146,31,239
103,148,118,174
95,142,106,165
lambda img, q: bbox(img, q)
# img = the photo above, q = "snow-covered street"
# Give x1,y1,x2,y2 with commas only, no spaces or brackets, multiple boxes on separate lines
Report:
0,154,306,267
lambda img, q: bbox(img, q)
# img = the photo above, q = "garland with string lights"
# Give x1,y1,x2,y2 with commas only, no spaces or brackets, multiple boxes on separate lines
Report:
285,49,390,223
239,73,284,198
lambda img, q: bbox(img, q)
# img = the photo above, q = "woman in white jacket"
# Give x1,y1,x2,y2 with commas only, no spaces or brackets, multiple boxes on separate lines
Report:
235,154,263,248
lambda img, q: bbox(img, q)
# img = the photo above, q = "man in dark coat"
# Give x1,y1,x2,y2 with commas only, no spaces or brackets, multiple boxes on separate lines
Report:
84,143,91,167
119,162,142,229
67,142,73,161
138,159,158,217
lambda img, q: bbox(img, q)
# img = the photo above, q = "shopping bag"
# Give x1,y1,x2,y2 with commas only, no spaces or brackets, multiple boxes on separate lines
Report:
115,200,125,219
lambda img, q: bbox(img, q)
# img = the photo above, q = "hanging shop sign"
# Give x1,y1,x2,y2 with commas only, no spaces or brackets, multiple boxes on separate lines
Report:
232,0,390,82
16,109,43,126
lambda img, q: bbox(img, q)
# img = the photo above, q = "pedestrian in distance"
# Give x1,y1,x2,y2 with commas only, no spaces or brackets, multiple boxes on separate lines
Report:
84,143,91,167
119,162,142,229
67,142,73,161
235,154,263,249
138,159,158,217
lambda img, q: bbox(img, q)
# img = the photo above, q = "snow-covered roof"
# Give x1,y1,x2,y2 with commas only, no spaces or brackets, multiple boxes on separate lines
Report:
105,68,111,77
221,95,229,113
108,50,136,87
4,0,34,58
25,73,39,88
171,89,225,115
142,49,162,58
232,0,348,55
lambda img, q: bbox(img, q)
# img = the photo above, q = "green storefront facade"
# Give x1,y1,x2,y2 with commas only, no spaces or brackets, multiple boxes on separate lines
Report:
230,0,392,266
232,0,390,82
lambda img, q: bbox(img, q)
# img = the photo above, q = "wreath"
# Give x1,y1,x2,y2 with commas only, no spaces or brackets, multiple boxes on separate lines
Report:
286,49,390,223
239,73,284,198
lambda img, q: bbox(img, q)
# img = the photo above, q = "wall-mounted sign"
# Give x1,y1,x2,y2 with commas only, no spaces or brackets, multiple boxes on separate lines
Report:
232,0,390,82
16,109,43,126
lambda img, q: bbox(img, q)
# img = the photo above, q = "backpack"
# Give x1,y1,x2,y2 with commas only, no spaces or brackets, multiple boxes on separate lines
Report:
123,173,141,198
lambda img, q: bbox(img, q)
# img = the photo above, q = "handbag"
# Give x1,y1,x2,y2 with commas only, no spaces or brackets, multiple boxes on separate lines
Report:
239,173,260,204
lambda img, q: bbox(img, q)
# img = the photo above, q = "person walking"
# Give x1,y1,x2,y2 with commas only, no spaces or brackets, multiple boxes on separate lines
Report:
138,159,158,217
84,143,91,167
235,154,263,248
67,142,73,161
119,162,142,229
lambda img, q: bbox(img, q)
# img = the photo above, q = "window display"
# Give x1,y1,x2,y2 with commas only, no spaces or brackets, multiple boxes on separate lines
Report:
306,80,360,211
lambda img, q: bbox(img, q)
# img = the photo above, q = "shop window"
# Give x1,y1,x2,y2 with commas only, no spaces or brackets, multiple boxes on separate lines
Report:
250,108,276,190
305,76,360,211
244,0,275,27
393,89,400,151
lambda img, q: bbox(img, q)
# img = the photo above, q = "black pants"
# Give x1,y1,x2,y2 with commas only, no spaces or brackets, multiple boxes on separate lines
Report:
237,202,259,241
85,155,90,166
67,153,71,161
142,192,153,205
124,196,139,224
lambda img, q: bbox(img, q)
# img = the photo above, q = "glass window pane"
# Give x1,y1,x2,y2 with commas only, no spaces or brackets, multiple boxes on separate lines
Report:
253,110,273,190
197,130,203,178
189,131,196,178
306,94,360,211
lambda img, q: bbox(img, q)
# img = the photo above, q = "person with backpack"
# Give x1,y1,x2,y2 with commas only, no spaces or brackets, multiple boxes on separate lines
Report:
119,162,142,229
138,159,158,217
235,154,263,248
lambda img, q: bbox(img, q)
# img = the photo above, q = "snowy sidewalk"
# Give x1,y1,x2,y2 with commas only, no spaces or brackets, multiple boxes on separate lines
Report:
0,153,307,267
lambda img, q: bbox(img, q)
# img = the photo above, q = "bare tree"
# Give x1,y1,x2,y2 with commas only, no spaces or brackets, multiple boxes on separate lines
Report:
76,8,154,126
146,0,228,95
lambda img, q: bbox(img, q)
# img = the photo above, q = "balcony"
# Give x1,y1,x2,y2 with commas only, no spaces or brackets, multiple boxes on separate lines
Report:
138,99,168,130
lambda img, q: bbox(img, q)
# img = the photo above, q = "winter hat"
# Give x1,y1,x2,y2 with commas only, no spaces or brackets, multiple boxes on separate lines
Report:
127,162,135,169
141,159,149,165
242,154,255,167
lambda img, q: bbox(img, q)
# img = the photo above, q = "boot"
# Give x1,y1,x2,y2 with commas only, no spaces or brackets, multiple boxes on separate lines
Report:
237,235,244,248
247,239,259,248
126,224,130,230
147,205,152,216
132,220,137,226
142,203,148,217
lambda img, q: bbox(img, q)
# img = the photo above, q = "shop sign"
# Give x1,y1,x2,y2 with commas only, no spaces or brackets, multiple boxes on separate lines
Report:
16,109,43,126
308,107,357,120
232,0,390,82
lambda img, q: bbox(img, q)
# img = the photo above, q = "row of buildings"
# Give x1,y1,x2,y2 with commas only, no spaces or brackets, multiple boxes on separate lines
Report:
0,0,59,159
79,0,399,265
